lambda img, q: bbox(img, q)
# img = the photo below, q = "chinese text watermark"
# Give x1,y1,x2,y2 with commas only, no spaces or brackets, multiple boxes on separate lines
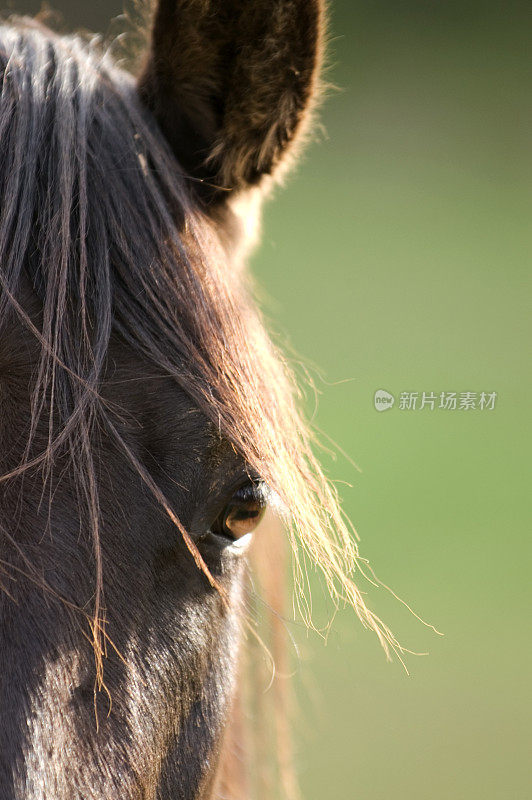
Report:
374,389,497,412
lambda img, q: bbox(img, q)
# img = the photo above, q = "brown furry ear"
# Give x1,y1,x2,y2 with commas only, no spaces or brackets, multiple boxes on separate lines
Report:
138,0,325,201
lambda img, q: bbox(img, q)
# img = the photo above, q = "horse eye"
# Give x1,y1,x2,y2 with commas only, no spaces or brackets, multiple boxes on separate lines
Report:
223,500,266,540
213,483,268,542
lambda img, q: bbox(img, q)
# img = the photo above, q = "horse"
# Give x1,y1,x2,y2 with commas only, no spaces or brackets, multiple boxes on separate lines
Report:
0,2,399,798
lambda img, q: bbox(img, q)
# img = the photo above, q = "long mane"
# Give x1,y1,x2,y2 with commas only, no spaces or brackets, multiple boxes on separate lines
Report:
0,19,403,797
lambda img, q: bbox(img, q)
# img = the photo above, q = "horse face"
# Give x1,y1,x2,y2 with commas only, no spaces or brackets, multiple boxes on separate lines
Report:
0,318,252,799
0,2,325,797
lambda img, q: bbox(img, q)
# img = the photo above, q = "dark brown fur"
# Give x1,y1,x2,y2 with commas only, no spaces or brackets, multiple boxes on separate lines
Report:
138,0,325,200
0,4,328,798
0,4,399,799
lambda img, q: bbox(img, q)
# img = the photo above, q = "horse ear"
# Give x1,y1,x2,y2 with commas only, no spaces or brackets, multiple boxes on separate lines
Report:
137,0,325,201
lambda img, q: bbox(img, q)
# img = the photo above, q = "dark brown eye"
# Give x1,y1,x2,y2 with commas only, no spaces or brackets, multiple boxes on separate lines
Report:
223,500,266,540
213,482,268,542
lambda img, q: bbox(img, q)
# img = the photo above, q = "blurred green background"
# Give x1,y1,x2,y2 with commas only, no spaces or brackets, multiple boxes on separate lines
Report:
7,1,531,798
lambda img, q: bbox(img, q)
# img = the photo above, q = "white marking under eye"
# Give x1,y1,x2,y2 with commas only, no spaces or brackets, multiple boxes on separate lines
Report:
227,532,254,553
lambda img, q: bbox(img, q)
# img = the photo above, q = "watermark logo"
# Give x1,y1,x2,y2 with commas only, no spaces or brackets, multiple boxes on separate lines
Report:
374,390,497,412
374,389,395,412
